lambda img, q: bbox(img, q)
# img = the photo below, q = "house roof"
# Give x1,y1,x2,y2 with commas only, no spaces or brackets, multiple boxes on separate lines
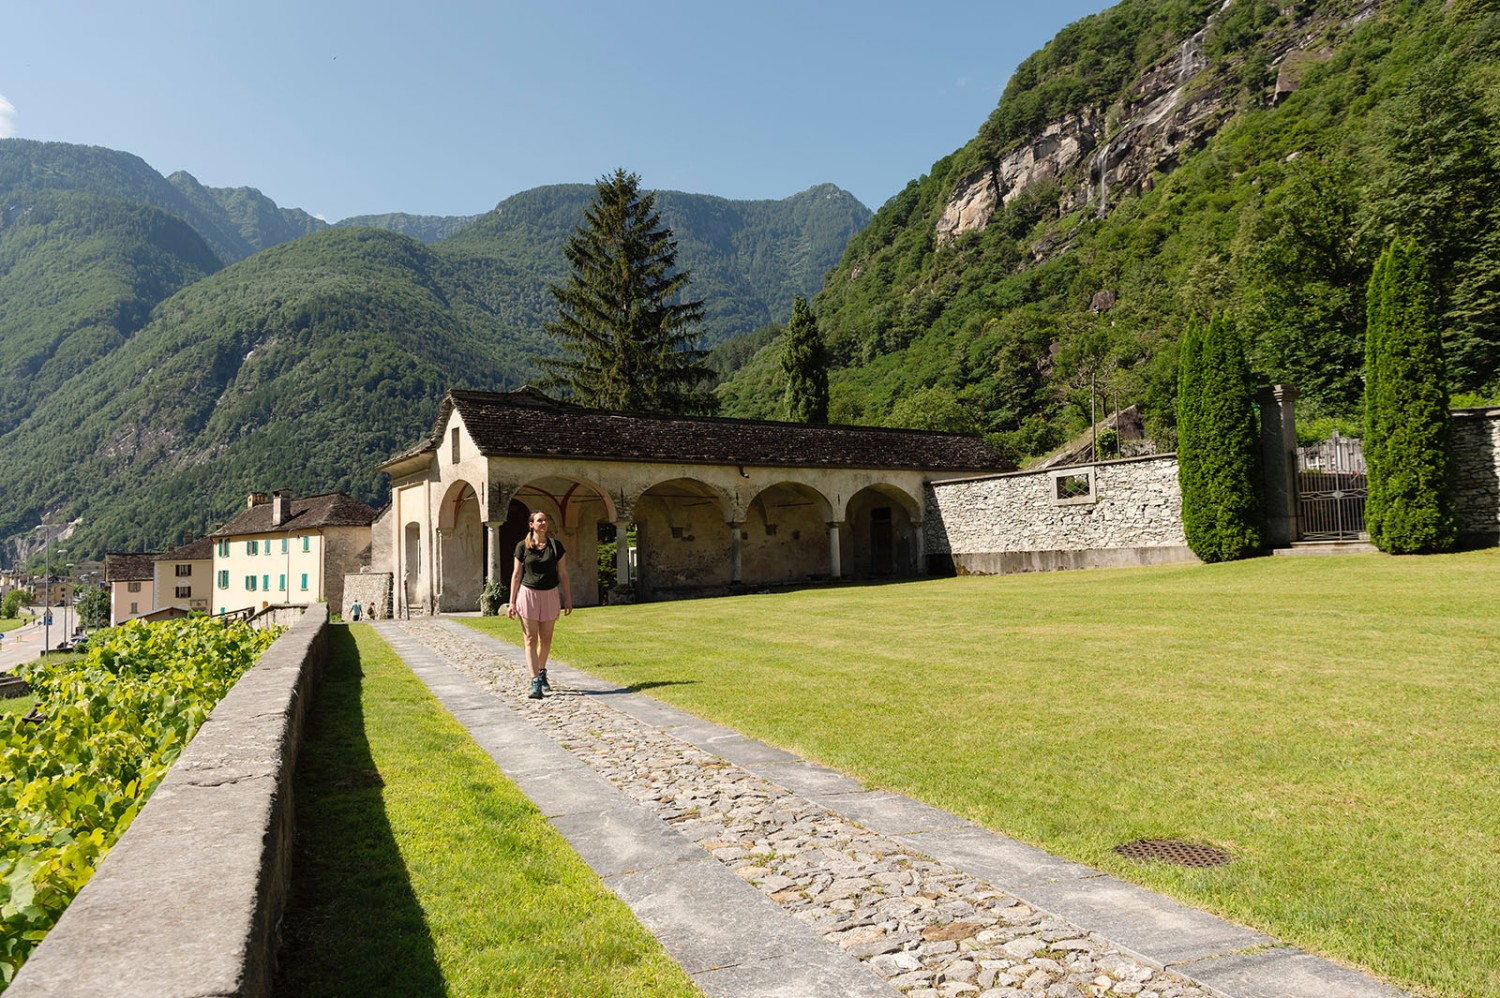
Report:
105,552,157,582
210,492,380,539
382,388,1014,474
157,537,215,562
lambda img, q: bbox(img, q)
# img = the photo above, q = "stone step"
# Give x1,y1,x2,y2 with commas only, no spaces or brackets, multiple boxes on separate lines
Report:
1273,541,1380,556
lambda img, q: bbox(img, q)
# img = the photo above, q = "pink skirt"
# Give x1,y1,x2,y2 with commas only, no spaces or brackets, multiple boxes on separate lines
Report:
513,584,561,622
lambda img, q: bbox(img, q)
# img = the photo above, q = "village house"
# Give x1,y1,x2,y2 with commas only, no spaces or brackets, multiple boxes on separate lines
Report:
104,552,156,626
209,491,379,616
376,387,1014,614
153,537,214,615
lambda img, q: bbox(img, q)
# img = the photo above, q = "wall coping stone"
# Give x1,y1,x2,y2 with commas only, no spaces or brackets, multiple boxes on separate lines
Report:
8,603,330,998
930,451,1179,487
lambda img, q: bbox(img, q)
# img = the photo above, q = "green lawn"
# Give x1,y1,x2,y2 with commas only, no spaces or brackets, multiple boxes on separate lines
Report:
466,548,1500,998
275,624,704,998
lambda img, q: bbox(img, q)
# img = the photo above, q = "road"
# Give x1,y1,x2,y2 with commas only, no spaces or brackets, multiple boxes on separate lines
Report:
0,606,80,674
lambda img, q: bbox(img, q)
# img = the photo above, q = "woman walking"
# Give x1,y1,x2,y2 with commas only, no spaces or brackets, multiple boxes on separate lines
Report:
507,509,572,699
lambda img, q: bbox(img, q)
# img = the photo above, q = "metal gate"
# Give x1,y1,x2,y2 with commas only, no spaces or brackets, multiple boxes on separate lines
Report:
1295,432,1367,541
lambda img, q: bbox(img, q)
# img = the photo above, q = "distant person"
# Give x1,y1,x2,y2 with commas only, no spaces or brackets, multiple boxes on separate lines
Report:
507,509,572,699
350,599,362,622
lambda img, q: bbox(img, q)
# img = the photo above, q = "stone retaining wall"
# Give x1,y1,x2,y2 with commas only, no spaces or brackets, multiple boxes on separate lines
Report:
1452,408,1500,542
343,571,393,620
926,454,1197,575
9,603,330,998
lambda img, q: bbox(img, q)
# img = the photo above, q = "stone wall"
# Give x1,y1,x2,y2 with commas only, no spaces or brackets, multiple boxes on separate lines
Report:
1453,408,1500,542
9,603,330,998
344,571,393,620
927,455,1196,575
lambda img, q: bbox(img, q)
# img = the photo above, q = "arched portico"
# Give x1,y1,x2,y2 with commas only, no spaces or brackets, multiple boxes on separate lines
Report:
436,480,484,611
743,481,835,585
508,475,613,608
633,477,732,596
844,484,922,579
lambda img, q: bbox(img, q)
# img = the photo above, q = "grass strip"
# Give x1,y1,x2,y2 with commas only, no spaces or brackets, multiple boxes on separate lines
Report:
274,624,703,998
467,548,1500,998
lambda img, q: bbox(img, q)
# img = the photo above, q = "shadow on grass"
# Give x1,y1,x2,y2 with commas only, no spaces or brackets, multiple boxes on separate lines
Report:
273,626,444,998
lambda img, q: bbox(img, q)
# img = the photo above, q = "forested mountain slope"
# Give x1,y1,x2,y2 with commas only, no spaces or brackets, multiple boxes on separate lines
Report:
0,137,870,561
717,0,1500,459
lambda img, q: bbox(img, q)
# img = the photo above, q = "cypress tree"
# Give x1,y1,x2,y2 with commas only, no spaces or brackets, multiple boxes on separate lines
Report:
1176,315,1206,549
540,169,717,415
1179,311,1262,562
1362,238,1457,553
779,296,829,423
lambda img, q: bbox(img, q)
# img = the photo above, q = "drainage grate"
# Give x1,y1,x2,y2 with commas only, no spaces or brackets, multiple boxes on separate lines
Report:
1112,838,1231,868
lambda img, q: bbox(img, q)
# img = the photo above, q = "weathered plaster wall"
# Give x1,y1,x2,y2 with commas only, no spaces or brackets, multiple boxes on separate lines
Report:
926,455,1196,575
344,572,393,620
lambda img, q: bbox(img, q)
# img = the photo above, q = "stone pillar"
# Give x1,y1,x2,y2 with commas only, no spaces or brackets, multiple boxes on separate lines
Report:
913,521,926,576
828,520,844,579
615,520,631,586
485,521,503,585
1257,384,1300,548
729,521,744,584
434,527,448,613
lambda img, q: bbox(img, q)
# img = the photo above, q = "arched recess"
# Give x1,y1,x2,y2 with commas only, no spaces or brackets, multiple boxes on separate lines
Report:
633,477,732,596
513,475,612,608
844,484,922,580
403,521,423,614
743,481,834,585
437,480,484,611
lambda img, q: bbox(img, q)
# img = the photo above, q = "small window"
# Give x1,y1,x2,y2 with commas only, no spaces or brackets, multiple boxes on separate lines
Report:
671,526,684,539
218,570,229,590
263,574,270,592
281,537,288,554
246,576,257,591
175,564,192,577
1050,468,1098,506
279,574,286,591
127,581,142,593
451,427,461,463
217,540,228,557
300,573,309,591
247,540,258,556
129,602,138,615
175,585,192,599
303,536,310,552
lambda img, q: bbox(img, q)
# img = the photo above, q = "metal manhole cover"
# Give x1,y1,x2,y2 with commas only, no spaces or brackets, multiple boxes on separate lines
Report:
1112,839,1231,868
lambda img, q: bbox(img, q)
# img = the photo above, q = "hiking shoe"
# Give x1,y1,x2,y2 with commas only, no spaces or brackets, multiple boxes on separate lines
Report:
538,668,551,691
528,678,544,699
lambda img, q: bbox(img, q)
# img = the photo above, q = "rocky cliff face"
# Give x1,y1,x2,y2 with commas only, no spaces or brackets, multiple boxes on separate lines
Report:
936,0,1382,250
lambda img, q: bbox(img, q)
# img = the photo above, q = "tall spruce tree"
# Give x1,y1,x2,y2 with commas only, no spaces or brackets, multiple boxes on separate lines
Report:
1177,311,1262,562
1362,237,1457,553
540,169,717,415
779,296,829,422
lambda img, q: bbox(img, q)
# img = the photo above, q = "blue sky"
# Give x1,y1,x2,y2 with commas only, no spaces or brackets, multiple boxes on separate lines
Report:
2,1,1115,221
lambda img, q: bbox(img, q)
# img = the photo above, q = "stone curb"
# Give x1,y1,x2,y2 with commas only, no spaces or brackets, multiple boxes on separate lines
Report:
9,605,330,998
413,618,1412,998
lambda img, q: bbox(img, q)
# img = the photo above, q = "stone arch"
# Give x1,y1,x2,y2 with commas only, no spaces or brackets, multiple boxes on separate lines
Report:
634,477,733,596
743,481,835,585
402,520,423,614
512,475,613,608
844,484,922,580
437,480,484,611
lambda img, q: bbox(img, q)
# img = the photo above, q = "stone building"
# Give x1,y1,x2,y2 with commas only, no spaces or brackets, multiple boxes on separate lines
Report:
377,388,1013,613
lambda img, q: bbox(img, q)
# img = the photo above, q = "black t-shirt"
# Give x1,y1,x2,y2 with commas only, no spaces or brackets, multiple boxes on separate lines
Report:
515,537,565,590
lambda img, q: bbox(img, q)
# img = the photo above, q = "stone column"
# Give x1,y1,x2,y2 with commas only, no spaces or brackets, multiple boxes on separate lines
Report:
1256,384,1300,548
828,520,844,579
615,520,631,587
913,520,926,576
729,521,744,584
485,521,503,585
434,527,448,613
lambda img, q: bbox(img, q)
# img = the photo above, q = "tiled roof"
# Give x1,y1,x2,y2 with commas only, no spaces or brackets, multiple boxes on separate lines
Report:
210,492,380,538
105,552,157,582
383,388,1014,473
157,537,215,562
